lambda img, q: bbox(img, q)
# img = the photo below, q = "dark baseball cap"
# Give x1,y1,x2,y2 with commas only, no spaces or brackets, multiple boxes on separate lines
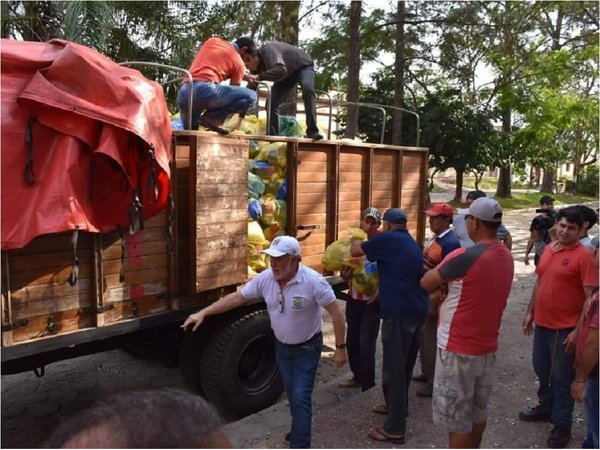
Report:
383,208,407,224
466,190,486,201
539,195,555,205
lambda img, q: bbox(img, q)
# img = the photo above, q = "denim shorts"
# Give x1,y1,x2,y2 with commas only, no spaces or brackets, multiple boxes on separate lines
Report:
432,348,496,433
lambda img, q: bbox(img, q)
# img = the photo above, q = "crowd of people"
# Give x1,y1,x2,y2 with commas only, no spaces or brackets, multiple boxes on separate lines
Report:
46,194,598,449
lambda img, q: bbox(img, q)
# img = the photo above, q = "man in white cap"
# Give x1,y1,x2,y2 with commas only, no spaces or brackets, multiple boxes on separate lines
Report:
421,197,514,449
182,236,347,449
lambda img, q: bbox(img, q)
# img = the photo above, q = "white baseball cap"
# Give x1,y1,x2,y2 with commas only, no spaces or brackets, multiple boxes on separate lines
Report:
468,197,503,223
263,236,301,258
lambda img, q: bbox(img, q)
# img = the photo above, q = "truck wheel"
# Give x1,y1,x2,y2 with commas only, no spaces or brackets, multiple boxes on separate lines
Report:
200,310,283,419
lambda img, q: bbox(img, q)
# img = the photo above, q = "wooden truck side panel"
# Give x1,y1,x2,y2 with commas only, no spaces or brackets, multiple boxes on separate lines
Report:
2,133,428,359
291,141,428,272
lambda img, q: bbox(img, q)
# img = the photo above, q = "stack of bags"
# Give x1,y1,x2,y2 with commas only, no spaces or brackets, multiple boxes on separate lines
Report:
239,115,306,275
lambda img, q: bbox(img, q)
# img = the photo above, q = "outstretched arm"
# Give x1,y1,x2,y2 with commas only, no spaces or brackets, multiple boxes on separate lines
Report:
181,291,246,332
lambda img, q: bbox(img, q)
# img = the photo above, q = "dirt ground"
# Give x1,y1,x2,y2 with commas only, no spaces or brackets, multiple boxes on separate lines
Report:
2,204,597,449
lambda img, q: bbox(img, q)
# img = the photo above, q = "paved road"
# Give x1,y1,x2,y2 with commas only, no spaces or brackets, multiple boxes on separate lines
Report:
2,202,597,448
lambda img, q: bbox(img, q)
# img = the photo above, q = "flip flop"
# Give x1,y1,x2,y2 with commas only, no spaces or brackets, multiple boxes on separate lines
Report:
368,427,405,444
372,403,388,415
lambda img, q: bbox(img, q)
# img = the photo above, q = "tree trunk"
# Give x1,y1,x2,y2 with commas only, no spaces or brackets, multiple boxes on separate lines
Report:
1,2,9,38
454,170,464,202
392,1,406,145
345,1,361,139
495,109,512,198
278,2,300,118
541,169,555,193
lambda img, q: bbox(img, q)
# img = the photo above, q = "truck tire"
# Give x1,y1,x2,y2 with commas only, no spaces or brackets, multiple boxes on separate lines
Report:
200,310,283,419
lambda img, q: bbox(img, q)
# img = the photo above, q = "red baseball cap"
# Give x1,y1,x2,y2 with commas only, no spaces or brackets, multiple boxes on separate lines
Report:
425,203,454,217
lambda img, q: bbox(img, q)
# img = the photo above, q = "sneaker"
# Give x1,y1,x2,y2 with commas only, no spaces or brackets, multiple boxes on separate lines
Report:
518,404,552,422
338,377,360,388
412,374,428,383
305,132,323,140
547,425,571,448
416,384,433,397
284,431,291,444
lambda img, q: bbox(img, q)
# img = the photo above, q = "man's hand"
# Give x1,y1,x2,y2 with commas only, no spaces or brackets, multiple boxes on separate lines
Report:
571,380,585,403
244,73,259,89
366,288,379,304
524,254,530,266
181,310,206,332
564,329,578,354
340,265,353,281
333,348,348,368
522,313,534,336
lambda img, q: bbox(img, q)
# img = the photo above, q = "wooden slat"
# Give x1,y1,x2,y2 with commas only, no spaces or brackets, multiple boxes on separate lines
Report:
193,136,249,292
10,278,93,304
104,281,168,303
103,297,169,324
12,310,95,343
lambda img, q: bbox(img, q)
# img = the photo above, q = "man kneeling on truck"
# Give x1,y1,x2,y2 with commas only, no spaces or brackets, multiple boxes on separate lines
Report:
182,236,347,449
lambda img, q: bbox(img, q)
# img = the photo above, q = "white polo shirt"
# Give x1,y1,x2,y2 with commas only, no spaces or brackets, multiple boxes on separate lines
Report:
241,264,336,344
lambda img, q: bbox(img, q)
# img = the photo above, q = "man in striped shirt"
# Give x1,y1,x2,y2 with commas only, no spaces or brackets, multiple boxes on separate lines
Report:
338,207,382,391
413,203,460,398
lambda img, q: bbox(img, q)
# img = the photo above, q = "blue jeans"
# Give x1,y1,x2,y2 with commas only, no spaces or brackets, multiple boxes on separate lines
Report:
275,332,322,448
583,378,599,448
269,65,318,136
532,326,576,427
345,298,380,391
381,316,423,435
176,81,256,130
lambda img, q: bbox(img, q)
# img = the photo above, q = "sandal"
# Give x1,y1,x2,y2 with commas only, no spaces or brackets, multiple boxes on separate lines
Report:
372,403,388,415
368,427,405,444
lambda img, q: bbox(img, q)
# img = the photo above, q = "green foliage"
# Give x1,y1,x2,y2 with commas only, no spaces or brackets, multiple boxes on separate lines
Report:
494,191,598,211
577,165,600,196
2,0,597,171
62,1,112,51
419,89,499,175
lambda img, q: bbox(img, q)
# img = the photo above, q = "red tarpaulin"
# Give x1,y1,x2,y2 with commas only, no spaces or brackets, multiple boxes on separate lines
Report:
1,39,172,250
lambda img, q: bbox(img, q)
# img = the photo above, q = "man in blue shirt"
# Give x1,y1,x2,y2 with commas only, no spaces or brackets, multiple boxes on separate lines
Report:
351,208,427,445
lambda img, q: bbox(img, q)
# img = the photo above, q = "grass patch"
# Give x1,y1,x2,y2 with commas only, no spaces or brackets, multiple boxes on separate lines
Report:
429,183,446,193
493,192,598,211
462,178,498,190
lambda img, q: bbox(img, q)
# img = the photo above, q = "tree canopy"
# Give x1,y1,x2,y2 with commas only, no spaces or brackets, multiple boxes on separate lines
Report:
2,0,597,197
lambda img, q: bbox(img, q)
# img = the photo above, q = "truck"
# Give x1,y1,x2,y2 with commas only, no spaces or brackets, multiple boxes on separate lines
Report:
1,39,429,419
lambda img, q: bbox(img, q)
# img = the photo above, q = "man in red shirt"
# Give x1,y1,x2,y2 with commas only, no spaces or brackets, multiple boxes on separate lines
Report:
571,238,598,448
421,198,514,449
520,207,598,448
176,37,257,132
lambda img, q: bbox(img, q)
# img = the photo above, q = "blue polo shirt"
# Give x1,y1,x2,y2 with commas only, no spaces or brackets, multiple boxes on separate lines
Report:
361,229,427,320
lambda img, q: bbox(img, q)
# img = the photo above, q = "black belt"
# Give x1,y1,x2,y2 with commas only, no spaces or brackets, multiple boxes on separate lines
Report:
279,332,322,347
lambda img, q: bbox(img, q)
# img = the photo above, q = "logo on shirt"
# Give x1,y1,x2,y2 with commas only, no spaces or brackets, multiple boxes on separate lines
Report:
292,296,304,311
561,258,570,267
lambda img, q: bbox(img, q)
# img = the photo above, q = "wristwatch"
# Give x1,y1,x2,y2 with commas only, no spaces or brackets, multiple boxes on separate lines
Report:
336,343,347,349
